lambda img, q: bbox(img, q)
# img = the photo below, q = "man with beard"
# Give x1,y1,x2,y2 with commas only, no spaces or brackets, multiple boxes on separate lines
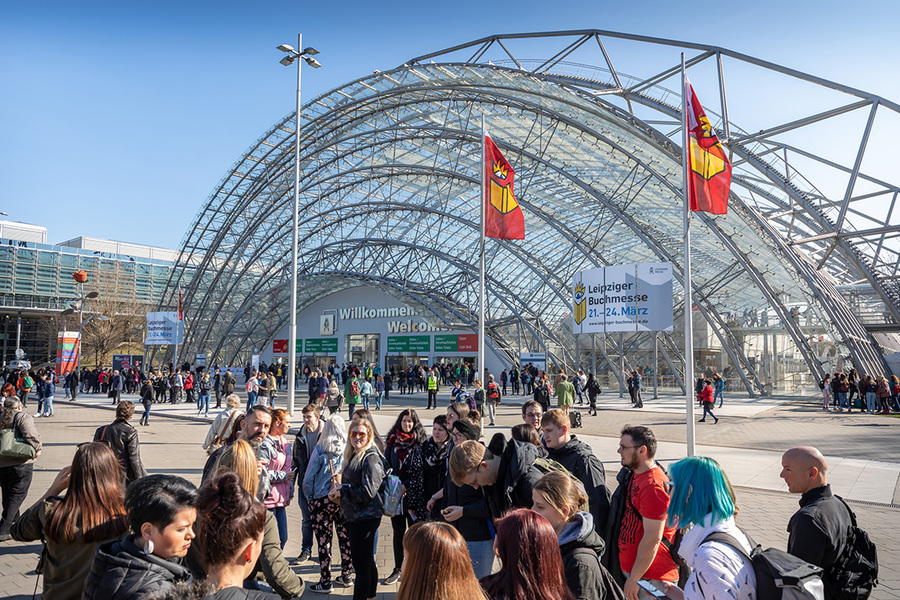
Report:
201,404,273,499
606,425,678,600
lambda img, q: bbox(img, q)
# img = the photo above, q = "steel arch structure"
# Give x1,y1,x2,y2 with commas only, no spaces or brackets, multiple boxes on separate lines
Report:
161,30,900,394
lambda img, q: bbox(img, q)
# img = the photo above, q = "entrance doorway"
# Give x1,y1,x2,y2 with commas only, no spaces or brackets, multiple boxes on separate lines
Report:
346,334,379,367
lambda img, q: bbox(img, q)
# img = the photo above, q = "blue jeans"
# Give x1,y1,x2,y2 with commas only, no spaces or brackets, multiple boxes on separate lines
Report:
362,394,370,410
839,392,849,409
246,391,257,412
348,403,356,420
467,539,495,578
866,392,877,412
376,392,383,409
42,395,54,417
714,388,724,407
198,393,210,415
270,506,288,549
297,488,313,552
142,403,151,424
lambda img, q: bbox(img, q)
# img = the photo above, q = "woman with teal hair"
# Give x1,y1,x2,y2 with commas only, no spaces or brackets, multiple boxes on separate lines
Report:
662,457,756,600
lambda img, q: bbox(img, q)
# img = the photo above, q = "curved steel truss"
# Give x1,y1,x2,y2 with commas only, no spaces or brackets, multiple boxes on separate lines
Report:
161,30,900,393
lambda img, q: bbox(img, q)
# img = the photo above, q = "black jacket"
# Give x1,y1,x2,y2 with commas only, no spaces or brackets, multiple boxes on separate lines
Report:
601,467,631,585
484,438,541,520
559,512,608,600
82,534,191,600
93,419,148,484
548,436,612,528
340,445,385,522
787,485,851,577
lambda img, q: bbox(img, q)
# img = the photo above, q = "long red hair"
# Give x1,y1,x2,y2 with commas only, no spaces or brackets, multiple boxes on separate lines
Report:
480,509,574,600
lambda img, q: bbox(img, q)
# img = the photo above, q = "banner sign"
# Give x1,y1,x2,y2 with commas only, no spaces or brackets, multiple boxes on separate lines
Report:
56,331,80,374
195,354,207,367
572,262,673,333
387,335,431,353
272,339,288,354
519,352,546,372
435,334,478,352
305,338,338,353
145,312,184,345
112,354,132,372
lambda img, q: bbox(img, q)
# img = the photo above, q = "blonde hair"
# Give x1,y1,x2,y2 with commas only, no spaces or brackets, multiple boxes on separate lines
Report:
215,439,259,498
533,472,587,521
449,440,490,486
343,417,376,468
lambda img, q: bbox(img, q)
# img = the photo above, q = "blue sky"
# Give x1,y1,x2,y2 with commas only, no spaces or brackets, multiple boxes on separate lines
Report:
2,0,897,250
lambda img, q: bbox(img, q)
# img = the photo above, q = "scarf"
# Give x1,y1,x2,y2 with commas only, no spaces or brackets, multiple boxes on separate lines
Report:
387,429,417,467
422,437,450,468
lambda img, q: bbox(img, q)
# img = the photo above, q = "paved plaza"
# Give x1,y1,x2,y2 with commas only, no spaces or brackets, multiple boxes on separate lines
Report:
1,387,898,599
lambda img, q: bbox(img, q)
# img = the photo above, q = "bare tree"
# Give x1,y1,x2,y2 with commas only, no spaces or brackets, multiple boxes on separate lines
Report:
76,263,151,368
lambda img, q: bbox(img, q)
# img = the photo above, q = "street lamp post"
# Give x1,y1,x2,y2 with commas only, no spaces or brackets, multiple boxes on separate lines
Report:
62,286,103,374
277,34,322,417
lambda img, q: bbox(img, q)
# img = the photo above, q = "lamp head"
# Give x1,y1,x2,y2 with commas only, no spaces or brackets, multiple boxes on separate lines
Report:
301,46,319,56
280,55,296,67
61,308,74,317
304,56,322,69
276,44,295,53
86,291,100,299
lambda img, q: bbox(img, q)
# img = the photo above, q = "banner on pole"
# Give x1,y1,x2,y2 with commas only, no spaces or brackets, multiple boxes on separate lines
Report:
56,331,80,374
572,263,673,333
145,312,184,345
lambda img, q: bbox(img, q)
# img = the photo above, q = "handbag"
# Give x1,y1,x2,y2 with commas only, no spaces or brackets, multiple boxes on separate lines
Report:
0,418,36,460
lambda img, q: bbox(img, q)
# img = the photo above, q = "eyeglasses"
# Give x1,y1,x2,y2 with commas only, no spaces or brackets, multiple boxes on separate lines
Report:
618,444,640,451
349,432,368,439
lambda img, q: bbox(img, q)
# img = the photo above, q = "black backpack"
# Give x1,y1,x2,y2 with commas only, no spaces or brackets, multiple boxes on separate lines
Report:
819,379,826,390
823,497,878,599
701,531,825,599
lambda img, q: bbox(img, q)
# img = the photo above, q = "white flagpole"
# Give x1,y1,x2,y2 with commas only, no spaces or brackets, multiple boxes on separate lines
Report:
682,54,696,457
479,115,487,388
174,284,181,374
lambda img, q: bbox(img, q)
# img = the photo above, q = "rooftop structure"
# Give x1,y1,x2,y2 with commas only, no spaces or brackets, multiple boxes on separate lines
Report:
164,30,900,394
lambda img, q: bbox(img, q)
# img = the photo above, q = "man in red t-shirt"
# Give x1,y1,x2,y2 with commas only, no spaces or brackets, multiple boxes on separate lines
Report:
616,425,678,600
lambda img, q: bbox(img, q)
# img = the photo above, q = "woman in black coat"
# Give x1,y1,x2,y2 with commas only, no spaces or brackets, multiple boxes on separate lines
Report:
83,474,197,600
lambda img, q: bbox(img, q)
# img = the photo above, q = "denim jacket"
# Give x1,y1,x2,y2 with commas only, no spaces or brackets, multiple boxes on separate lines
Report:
303,445,343,500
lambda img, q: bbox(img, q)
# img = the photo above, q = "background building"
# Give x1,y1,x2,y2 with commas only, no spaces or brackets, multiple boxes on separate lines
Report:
0,221,176,370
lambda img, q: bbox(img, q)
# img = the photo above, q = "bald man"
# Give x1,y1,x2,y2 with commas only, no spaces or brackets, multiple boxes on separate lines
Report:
780,447,852,597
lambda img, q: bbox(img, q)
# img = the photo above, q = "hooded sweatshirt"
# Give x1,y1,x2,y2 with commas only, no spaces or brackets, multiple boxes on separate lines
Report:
677,515,756,600
558,511,608,600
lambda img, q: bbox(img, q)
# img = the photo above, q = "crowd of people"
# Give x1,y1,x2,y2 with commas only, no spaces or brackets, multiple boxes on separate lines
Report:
0,356,882,600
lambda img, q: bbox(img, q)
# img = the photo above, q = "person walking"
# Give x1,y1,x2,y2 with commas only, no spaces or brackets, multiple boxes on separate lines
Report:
139,376,154,426
585,373,601,416
344,374,361,420
197,371,212,417
325,380,344,415
246,370,259,413
360,378,373,411
713,373,725,408
374,375,385,410
554,374,575,415
697,379,718,424
93,401,148,485
259,409,294,550
40,372,56,417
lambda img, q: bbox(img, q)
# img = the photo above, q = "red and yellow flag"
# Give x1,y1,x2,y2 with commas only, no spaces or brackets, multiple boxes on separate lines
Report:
484,134,525,239
685,78,731,214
